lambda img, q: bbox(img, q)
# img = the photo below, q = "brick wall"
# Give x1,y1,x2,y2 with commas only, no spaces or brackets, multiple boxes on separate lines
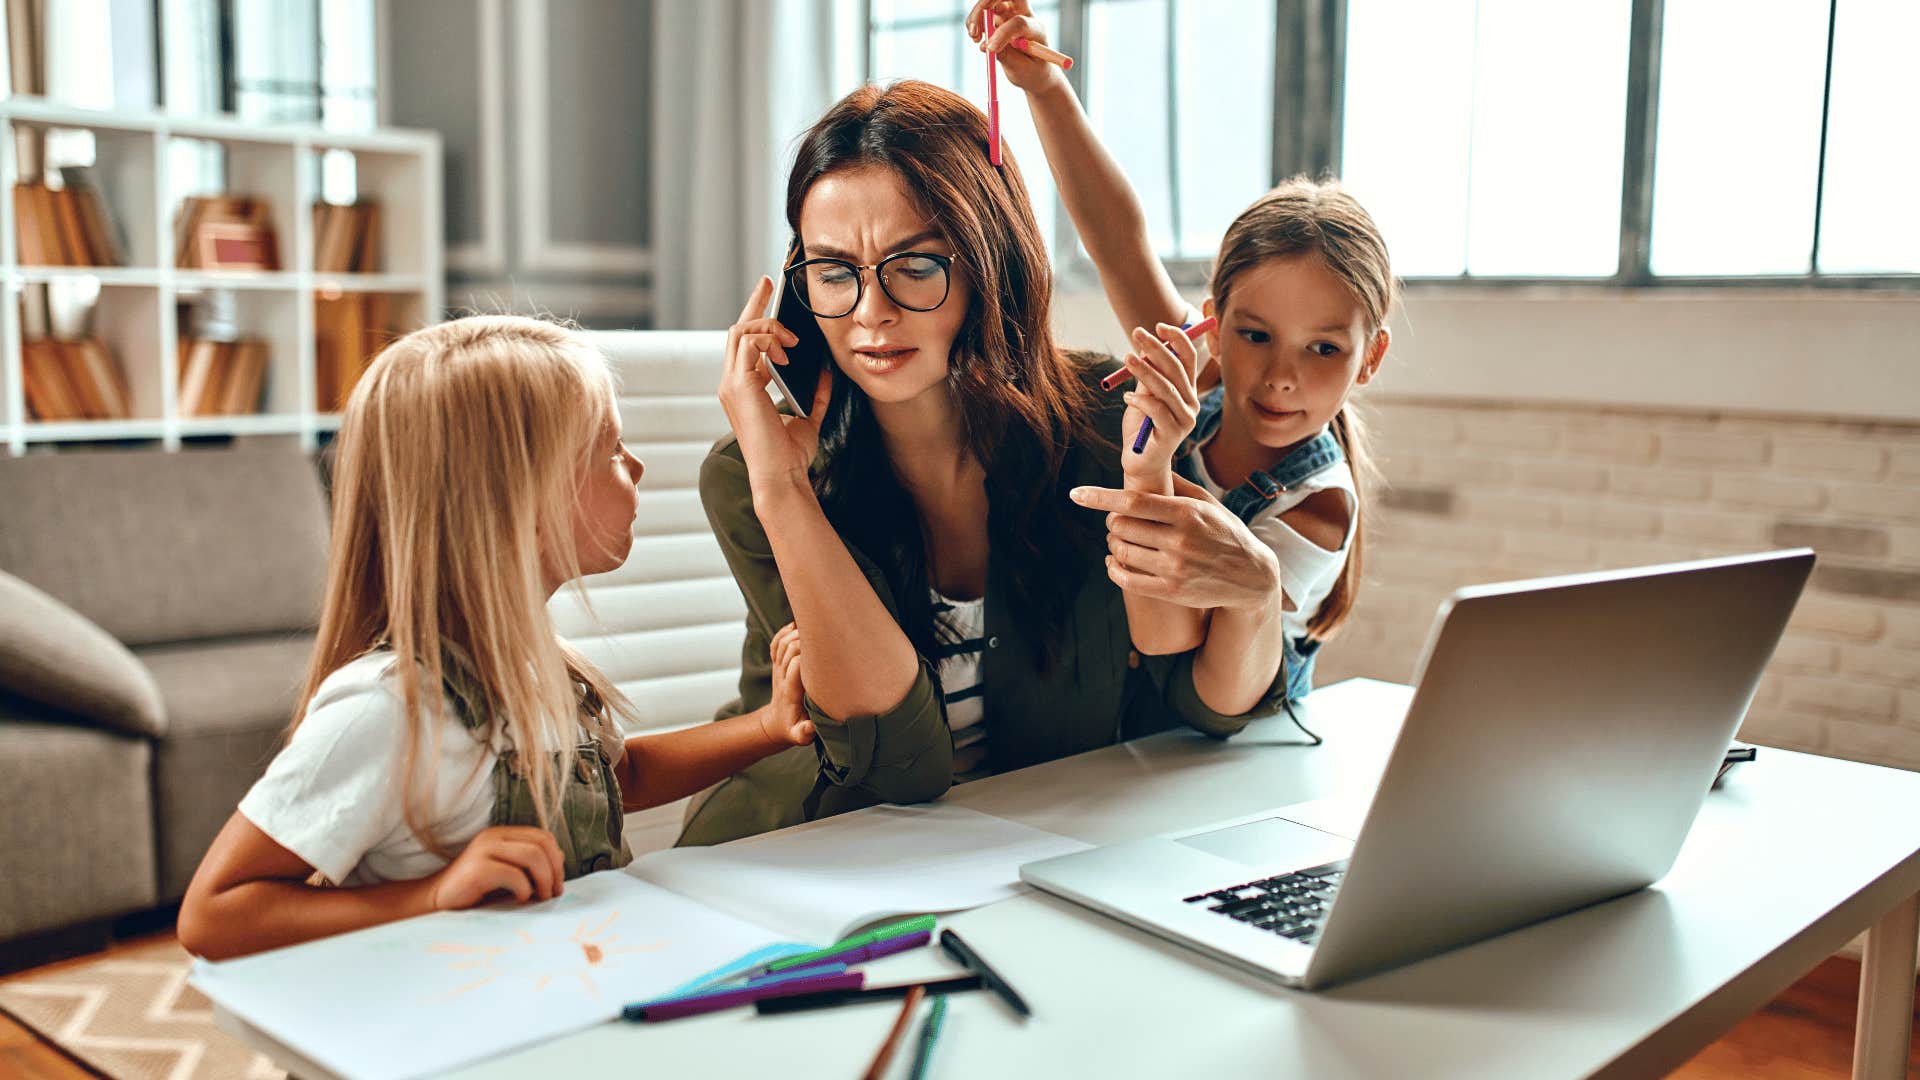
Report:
1314,397,1920,771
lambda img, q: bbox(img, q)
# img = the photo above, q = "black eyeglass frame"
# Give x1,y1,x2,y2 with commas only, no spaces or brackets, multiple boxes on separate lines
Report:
782,251,957,318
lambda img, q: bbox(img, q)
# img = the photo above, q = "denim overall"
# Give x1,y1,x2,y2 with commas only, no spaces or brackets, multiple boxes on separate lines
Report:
440,648,633,877
1174,386,1346,703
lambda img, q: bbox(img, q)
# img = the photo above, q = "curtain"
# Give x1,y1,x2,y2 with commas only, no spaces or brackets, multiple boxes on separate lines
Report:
650,0,863,330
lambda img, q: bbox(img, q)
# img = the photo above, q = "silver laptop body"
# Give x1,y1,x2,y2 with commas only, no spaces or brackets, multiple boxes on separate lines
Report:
1021,550,1815,990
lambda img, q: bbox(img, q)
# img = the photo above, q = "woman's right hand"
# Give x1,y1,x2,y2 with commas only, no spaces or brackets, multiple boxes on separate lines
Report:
718,276,834,491
967,0,1067,94
426,825,565,911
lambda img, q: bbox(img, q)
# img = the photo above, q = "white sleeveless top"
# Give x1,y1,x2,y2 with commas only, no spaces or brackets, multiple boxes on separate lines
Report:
1185,429,1356,647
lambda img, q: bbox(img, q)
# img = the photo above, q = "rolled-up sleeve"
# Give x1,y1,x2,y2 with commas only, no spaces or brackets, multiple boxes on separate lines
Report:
1141,648,1285,740
698,445,952,804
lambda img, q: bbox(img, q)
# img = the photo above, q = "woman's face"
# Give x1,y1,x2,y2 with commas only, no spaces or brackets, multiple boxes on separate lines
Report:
795,165,972,407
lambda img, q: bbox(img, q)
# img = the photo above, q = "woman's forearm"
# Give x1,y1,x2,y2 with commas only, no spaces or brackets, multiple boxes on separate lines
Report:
750,474,920,720
619,711,790,811
1025,77,1188,336
179,877,434,962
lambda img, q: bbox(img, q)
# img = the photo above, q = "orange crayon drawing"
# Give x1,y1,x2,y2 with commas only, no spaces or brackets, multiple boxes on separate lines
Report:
426,911,666,1002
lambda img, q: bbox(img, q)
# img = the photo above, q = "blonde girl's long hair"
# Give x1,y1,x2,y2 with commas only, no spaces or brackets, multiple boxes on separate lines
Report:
1210,177,1397,643
295,315,637,852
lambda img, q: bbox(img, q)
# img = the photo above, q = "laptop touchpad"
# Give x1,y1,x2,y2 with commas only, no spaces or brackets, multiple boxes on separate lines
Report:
1176,816,1353,869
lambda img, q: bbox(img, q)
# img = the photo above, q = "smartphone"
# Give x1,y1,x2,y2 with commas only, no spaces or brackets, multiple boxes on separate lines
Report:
762,242,832,417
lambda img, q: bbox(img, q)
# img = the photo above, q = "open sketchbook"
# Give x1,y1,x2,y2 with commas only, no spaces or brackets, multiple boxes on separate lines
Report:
190,803,1089,1080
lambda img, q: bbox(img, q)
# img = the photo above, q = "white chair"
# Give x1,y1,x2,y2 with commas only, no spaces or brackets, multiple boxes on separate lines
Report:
556,330,743,851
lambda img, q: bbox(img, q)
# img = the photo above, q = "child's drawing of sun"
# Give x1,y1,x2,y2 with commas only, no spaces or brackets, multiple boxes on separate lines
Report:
426,911,666,1001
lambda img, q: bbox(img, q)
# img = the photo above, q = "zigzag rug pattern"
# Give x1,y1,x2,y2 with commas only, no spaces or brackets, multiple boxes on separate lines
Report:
0,938,284,1080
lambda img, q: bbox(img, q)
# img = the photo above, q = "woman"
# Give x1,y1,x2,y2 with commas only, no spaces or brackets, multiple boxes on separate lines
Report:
679,80,1286,846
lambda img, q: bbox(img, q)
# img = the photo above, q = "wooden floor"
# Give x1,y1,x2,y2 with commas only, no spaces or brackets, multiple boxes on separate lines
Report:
0,936,1914,1078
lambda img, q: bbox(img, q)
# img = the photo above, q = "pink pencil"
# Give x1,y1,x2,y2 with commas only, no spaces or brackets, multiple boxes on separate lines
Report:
986,9,1003,166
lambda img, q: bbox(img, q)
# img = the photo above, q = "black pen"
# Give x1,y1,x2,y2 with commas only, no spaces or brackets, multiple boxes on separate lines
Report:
939,928,1031,1018
754,974,983,1015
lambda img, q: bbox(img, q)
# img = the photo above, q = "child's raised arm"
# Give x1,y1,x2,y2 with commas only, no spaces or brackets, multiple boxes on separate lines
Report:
970,0,1189,343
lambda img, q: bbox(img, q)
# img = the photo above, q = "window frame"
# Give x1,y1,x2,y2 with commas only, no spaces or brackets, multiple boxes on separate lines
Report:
866,0,1918,292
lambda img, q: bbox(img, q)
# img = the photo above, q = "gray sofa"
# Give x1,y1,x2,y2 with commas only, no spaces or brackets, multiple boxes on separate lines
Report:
0,448,328,956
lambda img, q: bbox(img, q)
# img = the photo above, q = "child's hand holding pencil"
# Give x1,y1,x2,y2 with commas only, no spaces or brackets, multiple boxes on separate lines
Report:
1116,321,1205,489
968,0,1074,93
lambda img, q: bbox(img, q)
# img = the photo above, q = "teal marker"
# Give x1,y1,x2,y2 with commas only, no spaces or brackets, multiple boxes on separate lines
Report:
765,915,937,975
909,995,949,1080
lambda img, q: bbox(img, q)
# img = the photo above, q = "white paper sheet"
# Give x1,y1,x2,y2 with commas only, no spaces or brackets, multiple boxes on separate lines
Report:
628,802,1093,944
189,872,779,1080
190,803,1091,1079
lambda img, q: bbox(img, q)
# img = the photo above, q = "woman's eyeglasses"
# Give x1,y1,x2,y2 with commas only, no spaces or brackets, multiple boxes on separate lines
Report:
782,252,954,319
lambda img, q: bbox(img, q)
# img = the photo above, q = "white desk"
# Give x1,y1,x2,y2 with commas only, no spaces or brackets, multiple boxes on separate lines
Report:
230,678,1920,1079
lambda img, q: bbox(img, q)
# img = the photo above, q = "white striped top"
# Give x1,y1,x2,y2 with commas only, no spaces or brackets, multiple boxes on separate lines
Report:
932,591,989,783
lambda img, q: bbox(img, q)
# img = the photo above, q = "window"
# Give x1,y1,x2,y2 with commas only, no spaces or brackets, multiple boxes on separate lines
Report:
866,0,1918,286
1343,0,1630,278
1648,0,1827,276
1083,0,1275,259
1814,0,1920,274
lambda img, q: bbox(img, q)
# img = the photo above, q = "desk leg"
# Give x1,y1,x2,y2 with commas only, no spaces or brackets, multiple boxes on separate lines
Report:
1852,890,1919,1080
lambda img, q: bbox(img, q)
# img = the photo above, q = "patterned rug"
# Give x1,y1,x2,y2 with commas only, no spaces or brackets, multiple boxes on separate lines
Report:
0,938,285,1080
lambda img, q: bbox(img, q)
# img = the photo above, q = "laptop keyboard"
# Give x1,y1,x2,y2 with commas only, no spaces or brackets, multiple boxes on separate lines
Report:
1182,860,1347,946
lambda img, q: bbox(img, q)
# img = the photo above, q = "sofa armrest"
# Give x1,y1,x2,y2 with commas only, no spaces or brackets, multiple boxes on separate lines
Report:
0,570,165,738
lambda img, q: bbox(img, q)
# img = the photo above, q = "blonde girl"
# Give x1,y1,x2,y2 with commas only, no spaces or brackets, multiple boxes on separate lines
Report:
179,316,815,960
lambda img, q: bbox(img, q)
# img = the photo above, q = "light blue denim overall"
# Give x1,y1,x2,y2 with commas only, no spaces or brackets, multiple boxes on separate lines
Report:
1174,385,1346,703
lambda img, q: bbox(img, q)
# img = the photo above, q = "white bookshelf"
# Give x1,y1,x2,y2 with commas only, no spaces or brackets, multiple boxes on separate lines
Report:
0,97,443,455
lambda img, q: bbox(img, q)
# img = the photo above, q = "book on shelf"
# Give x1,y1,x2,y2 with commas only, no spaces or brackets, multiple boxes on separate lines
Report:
176,338,270,418
20,337,132,421
314,293,395,410
175,195,280,271
12,179,124,267
312,199,382,273
60,166,127,266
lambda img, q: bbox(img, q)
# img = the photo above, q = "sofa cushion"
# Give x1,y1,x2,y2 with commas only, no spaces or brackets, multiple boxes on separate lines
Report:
138,633,314,900
0,570,165,738
0,705,156,939
0,448,328,647
136,633,314,739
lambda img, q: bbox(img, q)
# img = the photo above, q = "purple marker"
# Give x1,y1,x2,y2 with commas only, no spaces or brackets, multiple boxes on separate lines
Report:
624,971,863,1022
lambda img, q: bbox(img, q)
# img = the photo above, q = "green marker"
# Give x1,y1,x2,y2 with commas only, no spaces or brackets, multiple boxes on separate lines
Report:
765,915,937,974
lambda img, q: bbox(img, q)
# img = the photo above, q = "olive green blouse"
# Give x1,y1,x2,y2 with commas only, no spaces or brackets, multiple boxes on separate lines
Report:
676,360,1285,846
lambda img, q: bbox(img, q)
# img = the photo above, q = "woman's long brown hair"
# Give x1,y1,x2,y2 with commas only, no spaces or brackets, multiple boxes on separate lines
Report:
786,79,1102,670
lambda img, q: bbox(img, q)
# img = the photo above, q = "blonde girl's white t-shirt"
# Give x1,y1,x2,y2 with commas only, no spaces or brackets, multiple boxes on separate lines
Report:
237,650,510,887
1186,431,1356,647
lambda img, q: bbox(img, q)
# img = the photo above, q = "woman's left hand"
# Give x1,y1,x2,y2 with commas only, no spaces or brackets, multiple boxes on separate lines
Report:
761,623,818,747
1069,477,1282,613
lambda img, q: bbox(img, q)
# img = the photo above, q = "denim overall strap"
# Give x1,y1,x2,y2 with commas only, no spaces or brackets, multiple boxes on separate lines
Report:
1172,390,1346,703
1174,387,1346,527
439,648,634,878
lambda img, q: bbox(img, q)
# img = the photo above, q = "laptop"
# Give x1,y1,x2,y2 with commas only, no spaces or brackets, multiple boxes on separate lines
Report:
1021,549,1814,990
